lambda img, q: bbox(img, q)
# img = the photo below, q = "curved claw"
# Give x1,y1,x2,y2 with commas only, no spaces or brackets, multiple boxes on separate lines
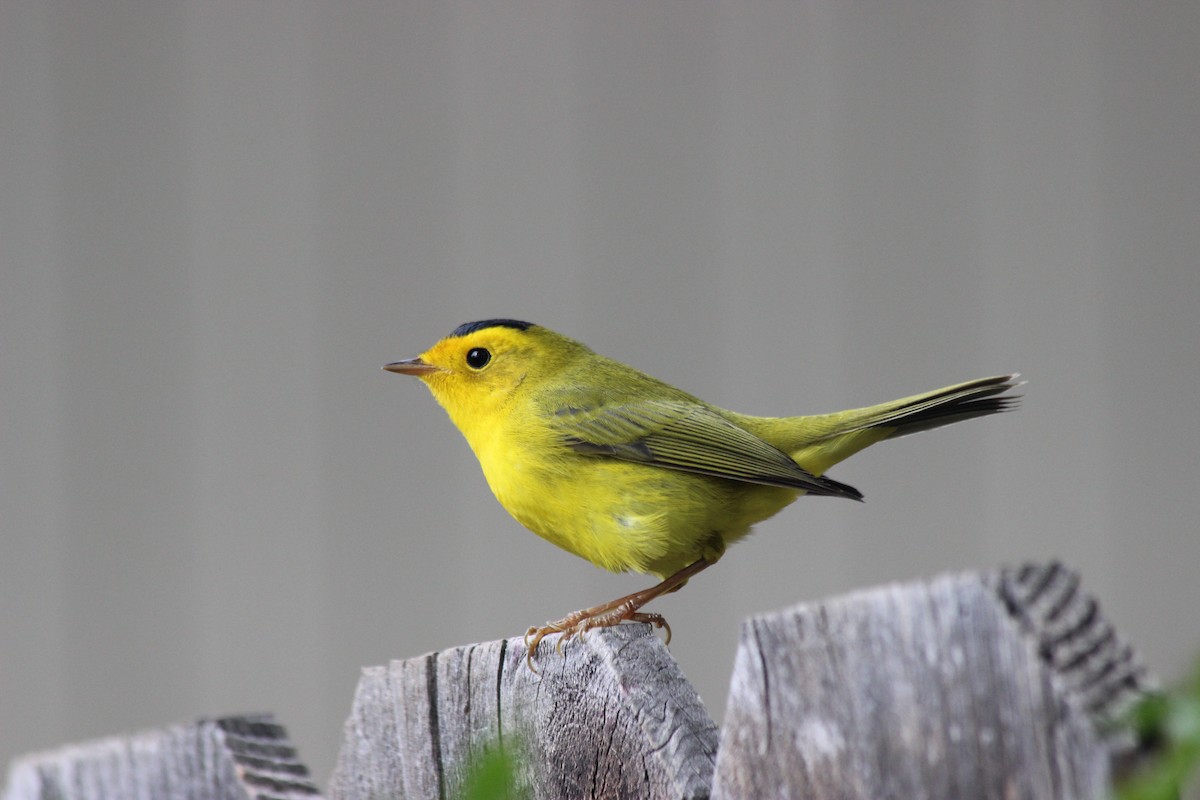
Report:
525,624,556,673
523,627,538,672
629,612,672,645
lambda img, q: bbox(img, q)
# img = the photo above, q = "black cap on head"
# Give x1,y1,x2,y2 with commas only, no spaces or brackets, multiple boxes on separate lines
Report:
448,319,535,338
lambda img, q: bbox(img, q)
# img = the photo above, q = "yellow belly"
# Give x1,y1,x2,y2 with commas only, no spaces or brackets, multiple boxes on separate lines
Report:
479,438,800,579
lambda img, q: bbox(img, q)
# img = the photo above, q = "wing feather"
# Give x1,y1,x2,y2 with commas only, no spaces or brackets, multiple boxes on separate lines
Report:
551,399,862,500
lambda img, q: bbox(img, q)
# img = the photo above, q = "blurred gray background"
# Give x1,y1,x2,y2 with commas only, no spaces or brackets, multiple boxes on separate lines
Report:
3,0,1198,786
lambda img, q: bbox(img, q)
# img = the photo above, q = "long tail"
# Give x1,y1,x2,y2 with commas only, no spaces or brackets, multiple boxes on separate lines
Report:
746,374,1022,478
835,374,1022,439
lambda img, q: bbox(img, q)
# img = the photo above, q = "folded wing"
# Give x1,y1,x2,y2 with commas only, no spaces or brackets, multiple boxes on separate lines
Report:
551,399,863,500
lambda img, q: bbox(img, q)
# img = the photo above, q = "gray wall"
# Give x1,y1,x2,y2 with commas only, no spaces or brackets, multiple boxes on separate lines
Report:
3,0,1198,784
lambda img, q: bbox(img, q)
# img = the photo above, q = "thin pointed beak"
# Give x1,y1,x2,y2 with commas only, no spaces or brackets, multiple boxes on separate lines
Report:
383,357,439,376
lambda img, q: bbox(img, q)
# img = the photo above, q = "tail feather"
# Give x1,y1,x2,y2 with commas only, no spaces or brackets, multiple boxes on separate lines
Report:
845,374,1022,438
753,374,1022,479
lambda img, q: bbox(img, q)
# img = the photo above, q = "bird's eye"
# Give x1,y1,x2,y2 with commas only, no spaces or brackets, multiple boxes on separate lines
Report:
466,348,491,369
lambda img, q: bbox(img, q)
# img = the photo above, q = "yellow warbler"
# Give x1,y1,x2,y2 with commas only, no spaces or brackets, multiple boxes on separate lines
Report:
386,319,1019,663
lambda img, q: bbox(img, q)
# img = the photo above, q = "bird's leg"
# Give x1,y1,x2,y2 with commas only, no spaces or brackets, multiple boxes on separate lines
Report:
524,557,713,669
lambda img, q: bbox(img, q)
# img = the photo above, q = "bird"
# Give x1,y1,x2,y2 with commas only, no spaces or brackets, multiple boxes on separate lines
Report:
385,319,1019,666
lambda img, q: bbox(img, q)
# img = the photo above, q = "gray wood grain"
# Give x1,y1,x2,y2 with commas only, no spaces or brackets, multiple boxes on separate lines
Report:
712,566,1119,800
2,714,321,800
328,624,718,800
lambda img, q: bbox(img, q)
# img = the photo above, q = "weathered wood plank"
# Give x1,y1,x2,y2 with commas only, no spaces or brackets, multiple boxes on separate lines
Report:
328,624,719,800
2,714,321,800
712,563,1144,800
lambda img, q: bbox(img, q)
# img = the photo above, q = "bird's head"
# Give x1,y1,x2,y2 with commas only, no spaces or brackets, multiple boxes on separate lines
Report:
385,319,588,434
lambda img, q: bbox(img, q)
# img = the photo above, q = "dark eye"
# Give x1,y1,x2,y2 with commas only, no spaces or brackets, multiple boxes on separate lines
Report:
466,348,491,369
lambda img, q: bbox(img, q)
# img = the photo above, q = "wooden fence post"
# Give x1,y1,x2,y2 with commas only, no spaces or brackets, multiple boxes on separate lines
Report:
712,563,1145,799
3,563,1148,800
2,714,321,800
327,623,719,800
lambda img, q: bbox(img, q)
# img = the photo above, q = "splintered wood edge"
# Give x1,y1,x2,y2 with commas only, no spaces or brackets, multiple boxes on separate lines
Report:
328,624,719,800
209,715,323,798
2,714,321,800
989,561,1152,725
